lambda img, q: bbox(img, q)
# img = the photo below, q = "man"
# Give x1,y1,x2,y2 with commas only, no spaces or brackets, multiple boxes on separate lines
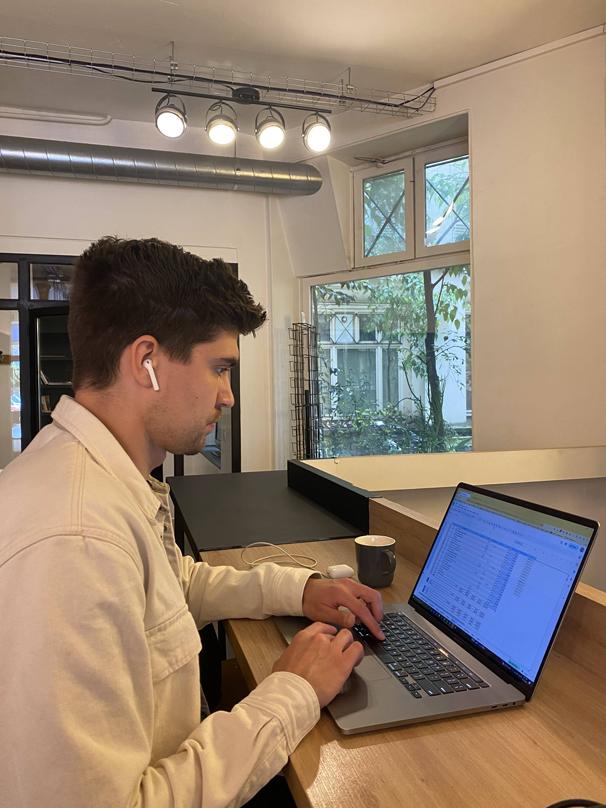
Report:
0,237,384,808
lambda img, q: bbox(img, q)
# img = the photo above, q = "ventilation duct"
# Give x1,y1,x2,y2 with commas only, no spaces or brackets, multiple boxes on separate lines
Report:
0,136,322,196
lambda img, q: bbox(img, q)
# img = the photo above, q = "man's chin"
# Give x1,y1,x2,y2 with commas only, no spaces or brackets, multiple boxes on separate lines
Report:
179,440,206,456
166,437,206,456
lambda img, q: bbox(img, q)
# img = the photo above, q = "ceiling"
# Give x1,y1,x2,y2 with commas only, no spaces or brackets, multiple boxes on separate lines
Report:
0,1,604,133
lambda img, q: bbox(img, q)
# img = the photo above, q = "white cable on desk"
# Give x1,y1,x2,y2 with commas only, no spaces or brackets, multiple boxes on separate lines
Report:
241,541,324,574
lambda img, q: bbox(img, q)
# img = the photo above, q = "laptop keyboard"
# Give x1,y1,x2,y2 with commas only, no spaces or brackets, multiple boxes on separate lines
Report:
352,612,489,698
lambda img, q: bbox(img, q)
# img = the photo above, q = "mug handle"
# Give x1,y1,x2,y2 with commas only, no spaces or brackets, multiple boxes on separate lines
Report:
382,549,396,573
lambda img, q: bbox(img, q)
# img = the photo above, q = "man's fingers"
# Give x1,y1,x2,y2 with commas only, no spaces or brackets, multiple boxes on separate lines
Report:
345,580,384,623
336,606,355,629
299,621,338,638
340,592,385,640
344,640,365,668
333,630,364,670
332,627,355,650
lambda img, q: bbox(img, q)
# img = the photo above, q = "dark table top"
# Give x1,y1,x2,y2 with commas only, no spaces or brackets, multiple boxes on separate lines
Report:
168,470,361,554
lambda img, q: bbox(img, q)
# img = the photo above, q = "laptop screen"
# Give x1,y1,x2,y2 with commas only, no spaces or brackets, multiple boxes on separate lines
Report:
411,486,596,687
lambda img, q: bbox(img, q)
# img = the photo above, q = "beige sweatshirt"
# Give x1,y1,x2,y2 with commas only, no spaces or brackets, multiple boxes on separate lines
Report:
0,396,320,808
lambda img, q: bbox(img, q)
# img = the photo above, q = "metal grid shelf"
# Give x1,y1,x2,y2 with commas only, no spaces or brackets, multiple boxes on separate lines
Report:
289,323,321,460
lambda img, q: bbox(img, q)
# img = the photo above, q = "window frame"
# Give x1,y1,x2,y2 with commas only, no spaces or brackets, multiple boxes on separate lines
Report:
414,142,471,258
300,248,473,450
301,250,471,308
353,156,415,268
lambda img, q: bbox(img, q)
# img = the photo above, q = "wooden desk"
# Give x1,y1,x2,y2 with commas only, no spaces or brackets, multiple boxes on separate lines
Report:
205,501,606,808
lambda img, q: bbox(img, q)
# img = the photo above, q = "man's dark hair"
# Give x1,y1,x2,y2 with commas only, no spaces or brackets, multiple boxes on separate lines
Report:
69,236,266,390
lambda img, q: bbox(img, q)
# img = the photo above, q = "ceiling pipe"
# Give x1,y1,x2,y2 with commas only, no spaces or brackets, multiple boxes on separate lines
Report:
0,135,322,195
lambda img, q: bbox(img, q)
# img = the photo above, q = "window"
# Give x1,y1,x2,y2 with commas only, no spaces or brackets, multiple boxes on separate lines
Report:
415,143,470,257
312,265,471,458
30,264,75,301
424,156,470,247
306,137,471,459
354,157,414,266
358,314,377,343
363,170,406,257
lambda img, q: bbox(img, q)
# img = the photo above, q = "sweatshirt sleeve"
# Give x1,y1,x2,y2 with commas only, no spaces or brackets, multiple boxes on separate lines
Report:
179,551,319,625
0,535,319,808
143,672,319,808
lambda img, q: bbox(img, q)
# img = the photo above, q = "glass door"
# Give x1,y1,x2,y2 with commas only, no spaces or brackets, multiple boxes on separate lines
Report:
34,308,72,431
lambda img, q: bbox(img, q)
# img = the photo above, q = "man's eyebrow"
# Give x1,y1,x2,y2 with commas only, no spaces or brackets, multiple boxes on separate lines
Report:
213,357,239,366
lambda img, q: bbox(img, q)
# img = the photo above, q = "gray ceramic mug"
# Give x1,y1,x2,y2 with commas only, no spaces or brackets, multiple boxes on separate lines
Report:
355,535,397,588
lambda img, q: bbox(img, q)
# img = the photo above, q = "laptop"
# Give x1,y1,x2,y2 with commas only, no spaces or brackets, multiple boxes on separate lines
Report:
275,483,599,734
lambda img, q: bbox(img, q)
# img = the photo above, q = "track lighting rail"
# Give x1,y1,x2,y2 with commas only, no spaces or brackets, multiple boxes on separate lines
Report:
150,87,332,115
0,38,436,118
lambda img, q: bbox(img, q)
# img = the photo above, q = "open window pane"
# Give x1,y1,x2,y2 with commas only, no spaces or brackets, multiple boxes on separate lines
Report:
312,266,472,458
425,156,470,247
363,171,406,257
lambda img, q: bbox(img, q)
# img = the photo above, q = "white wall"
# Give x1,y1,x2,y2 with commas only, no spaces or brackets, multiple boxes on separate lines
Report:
450,32,606,452
277,155,351,277
278,29,606,454
0,119,289,472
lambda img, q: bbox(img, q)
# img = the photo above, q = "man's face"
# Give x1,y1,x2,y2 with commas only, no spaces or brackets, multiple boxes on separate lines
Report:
145,331,238,457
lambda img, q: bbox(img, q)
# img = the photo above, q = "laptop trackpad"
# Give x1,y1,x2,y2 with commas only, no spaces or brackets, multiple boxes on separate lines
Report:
355,653,391,681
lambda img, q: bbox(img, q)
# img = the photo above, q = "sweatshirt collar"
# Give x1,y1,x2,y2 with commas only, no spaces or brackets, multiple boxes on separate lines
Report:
52,395,166,522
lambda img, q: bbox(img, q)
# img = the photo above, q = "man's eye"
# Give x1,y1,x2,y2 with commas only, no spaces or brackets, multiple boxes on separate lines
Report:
216,367,228,376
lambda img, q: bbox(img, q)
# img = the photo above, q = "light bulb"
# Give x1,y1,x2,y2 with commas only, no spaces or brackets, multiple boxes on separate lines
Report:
208,119,237,145
258,122,285,149
304,120,331,152
206,102,238,146
255,108,286,150
154,94,187,138
156,109,186,138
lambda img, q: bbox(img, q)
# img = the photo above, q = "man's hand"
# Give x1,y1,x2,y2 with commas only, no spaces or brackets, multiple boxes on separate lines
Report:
301,577,385,640
272,622,364,707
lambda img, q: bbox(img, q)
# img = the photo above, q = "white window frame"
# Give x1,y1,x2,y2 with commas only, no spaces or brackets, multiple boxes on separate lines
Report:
415,142,470,258
302,250,471,314
353,157,414,268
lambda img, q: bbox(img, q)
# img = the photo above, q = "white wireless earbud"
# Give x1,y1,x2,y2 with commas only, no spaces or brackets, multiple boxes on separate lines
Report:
143,359,160,392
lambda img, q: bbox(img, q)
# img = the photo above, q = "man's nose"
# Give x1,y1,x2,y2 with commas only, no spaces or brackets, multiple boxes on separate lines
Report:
218,377,235,409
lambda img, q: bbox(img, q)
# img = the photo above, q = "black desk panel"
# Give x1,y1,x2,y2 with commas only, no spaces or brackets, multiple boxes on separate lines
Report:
168,470,362,554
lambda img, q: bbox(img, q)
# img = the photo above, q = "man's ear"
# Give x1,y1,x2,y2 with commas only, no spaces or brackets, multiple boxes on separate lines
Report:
128,336,161,391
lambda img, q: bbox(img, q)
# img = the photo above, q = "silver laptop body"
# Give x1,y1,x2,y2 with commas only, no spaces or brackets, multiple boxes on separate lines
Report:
275,483,598,734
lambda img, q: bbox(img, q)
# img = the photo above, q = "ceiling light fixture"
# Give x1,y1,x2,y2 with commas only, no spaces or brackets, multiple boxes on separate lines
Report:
255,107,286,150
206,101,238,146
302,113,331,153
155,93,187,138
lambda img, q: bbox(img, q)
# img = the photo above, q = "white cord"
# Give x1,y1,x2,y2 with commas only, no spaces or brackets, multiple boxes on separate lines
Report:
241,541,325,575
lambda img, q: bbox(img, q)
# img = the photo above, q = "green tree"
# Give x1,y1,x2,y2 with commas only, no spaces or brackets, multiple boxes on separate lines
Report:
313,265,470,456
